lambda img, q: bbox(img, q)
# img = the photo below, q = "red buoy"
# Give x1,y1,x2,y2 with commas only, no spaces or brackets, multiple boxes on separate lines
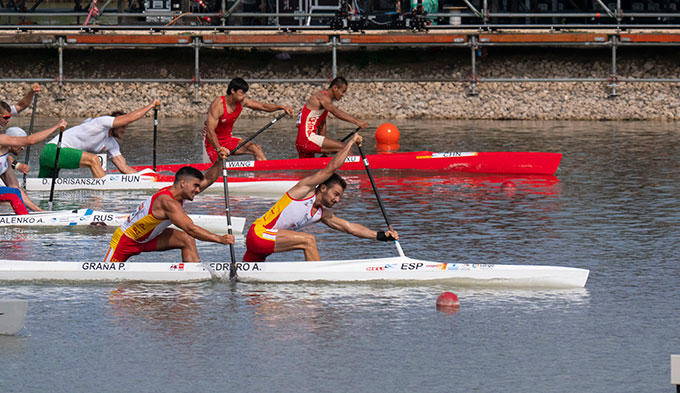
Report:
436,292,460,313
375,123,400,145
501,180,517,197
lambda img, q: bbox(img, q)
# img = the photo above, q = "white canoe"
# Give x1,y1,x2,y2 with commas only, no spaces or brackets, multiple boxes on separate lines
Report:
24,174,295,197
0,208,245,234
0,299,27,335
0,257,589,288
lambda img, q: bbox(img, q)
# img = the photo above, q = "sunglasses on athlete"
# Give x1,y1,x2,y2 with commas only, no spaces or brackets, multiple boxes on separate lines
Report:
1,114,11,120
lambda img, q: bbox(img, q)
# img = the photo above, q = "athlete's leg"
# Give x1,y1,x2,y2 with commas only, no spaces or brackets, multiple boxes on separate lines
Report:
155,228,200,262
233,140,267,161
273,229,320,261
319,137,345,155
79,151,106,178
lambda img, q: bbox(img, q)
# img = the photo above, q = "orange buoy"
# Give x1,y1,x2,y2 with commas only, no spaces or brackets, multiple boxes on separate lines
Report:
436,292,460,313
375,123,400,145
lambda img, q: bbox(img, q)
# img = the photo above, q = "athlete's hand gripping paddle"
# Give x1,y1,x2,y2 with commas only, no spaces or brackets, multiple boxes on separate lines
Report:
354,134,405,257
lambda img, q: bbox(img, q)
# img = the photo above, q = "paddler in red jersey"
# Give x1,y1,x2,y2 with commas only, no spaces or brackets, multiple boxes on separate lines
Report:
243,133,398,262
203,77,293,162
295,76,368,159
104,148,234,263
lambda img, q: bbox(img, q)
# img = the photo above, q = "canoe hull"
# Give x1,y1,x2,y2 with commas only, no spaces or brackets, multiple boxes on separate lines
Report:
0,257,589,288
131,151,563,175
0,209,245,234
25,176,295,197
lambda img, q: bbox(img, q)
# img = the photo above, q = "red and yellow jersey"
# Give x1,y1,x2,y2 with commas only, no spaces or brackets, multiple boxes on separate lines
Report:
253,192,323,232
110,187,181,246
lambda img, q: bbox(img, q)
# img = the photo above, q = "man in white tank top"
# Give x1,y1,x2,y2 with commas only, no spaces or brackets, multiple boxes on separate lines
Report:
243,133,399,262
38,99,160,178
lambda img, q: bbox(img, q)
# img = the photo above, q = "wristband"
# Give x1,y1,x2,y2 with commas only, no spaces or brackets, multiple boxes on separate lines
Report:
376,231,395,242
10,161,18,170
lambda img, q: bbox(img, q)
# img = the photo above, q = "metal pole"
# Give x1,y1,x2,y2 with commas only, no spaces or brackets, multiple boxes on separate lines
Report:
469,36,478,96
193,37,200,103
332,36,337,79
609,35,618,98
57,37,65,101
221,0,226,25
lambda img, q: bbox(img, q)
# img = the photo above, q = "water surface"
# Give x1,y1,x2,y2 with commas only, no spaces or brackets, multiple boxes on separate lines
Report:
1,118,678,392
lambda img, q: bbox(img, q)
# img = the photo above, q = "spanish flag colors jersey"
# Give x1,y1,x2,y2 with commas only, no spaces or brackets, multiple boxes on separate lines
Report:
111,187,181,245
253,192,323,234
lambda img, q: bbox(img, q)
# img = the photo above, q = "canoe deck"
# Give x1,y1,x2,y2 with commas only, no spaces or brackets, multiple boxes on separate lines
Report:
0,209,245,234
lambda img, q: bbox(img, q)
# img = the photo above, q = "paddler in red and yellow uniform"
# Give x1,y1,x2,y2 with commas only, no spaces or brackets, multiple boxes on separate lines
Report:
104,149,234,262
243,133,398,262
295,76,368,159
203,77,293,162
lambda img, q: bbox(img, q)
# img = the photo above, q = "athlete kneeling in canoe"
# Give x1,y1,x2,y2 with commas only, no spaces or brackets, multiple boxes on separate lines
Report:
0,83,42,131
0,121,67,214
296,76,368,159
38,99,160,179
103,149,234,263
203,77,293,162
243,133,398,262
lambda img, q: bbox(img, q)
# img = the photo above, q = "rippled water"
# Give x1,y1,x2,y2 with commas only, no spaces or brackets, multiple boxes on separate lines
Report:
1,118,679,392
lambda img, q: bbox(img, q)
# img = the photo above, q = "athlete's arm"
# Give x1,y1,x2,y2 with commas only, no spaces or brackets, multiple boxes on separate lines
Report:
321,211,399,240
7,156,29,175
243,98,294,115
318,95,367,129
160,196,234,245
204,97,224,153
110,154,137,174
288,133,362,199
0,170,43,211
198,148,229,191
0,119,66,147
13,83,41,113
111,99,160,128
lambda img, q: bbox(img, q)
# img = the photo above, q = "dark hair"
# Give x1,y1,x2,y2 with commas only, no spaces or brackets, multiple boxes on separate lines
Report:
227,78,249,95
110,111,126,117
318,173,347,191
175,166,204,184
329,77,348,89
0,101,10,113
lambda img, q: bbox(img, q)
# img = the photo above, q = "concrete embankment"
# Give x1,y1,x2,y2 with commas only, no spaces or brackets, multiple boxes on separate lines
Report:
2,47,680,120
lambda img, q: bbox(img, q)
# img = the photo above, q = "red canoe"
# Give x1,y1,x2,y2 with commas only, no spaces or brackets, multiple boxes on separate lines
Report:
130,151,562,175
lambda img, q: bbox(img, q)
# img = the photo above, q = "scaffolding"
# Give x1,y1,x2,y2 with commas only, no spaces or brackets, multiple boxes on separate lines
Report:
2,30,680,100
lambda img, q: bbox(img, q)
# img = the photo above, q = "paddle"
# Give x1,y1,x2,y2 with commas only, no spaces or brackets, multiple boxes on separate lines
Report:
354,136,406,257
152,104,159,171
229,112,287,155
340,127,361,143
21,92,39,188
221,157,238,281
47,125,65,211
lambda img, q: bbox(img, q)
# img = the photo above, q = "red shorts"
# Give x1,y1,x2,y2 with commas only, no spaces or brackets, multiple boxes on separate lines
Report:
295,138,323,159
205,136,240,162
243,224,277,262
104,231,161,262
